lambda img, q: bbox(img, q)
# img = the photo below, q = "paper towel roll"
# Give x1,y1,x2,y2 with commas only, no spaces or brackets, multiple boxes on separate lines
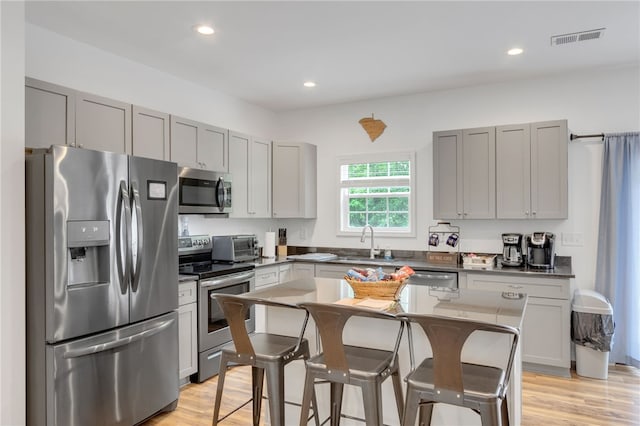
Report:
264,232,276,258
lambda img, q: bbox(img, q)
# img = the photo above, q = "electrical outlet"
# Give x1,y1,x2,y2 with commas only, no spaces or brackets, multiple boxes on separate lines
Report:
561,232,584,247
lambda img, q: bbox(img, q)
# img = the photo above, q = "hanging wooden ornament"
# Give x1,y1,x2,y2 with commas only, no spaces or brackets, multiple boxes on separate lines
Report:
359,113,386,142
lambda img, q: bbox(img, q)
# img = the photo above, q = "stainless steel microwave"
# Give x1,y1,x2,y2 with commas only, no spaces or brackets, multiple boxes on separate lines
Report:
178,167,232,214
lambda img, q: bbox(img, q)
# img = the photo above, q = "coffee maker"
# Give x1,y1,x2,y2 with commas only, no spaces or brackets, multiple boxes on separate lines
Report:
526,232,556,269
501,233,524,267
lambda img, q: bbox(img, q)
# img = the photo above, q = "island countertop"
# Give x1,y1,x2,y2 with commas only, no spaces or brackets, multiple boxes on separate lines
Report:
245,277,527,329
243,277,527,425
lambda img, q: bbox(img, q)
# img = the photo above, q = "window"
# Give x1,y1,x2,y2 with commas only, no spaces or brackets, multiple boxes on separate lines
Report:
338,152,415,236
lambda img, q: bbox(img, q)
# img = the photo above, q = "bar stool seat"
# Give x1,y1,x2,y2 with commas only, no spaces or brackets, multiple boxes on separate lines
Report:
398,313,519,426
211,294,320,426
298,302,405,426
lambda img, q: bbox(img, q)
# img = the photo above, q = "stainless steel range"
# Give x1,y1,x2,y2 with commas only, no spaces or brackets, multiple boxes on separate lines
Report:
178,235,255,382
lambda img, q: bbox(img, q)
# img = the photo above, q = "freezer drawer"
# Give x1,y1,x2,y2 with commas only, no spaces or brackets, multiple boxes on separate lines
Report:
42,312,178,426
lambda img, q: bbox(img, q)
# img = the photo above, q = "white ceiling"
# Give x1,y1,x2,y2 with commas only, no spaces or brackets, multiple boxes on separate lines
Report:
25,1,640,112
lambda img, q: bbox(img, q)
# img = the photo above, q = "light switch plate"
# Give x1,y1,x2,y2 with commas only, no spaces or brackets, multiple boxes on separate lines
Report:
561,232,584,246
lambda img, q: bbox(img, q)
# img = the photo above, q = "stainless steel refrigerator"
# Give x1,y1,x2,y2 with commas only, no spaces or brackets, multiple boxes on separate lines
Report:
26,145,179,426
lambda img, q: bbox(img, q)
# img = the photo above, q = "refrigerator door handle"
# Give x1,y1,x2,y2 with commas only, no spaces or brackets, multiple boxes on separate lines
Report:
117,180,132,294
215,176,225,213
62,317,175,359
130,182,144,293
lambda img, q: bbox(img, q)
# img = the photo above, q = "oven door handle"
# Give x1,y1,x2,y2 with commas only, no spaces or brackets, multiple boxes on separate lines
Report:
200,271,255,289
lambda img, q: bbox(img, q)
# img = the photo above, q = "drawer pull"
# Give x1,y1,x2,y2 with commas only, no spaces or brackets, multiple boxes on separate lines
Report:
508,285,523,289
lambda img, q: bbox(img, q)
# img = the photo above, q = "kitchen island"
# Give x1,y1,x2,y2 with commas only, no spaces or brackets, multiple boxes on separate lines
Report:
243,277,527,426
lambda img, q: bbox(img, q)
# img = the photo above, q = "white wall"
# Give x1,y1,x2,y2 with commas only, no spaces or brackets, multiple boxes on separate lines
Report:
0,2,26,425
275,65,640,291
26,24,277,139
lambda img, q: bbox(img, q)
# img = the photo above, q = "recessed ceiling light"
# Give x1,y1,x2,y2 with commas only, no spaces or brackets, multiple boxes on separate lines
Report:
303,81,316,88
507,47,523,56
194,25,214,35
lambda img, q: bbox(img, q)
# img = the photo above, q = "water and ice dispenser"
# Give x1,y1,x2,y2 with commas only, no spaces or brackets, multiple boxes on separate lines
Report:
67,220,110,286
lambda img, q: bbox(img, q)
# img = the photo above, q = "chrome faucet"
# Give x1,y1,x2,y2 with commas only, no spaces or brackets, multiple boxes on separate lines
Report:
360,225,380,259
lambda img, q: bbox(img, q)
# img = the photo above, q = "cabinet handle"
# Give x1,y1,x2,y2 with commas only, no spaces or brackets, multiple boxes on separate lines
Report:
463,212,468,216
525,211,529,216
532,211,537,215
78,144,84,148
457,212,462,216
508,285,523,289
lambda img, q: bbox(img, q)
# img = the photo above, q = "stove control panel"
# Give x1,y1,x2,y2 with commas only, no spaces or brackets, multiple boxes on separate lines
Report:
178,235,212,254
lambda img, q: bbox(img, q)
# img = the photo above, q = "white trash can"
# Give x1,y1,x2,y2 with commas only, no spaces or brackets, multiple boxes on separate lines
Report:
571,289,614,379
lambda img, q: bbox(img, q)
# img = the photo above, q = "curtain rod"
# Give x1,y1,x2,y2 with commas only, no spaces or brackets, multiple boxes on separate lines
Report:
570,133,604,141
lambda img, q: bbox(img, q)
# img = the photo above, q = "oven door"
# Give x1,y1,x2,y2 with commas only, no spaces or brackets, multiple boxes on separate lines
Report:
198,270,255,351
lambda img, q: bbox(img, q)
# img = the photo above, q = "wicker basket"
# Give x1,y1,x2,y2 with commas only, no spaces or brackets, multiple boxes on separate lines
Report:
344,278,408,301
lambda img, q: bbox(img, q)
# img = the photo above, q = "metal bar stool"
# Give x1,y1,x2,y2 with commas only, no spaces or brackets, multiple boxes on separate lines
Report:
298,302,405,426
211,294,320,426
397,313,519,426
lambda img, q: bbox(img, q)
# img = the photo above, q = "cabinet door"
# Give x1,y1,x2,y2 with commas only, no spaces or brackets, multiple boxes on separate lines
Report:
462,127,495,219
228,131,250,218
25,78,75,149
292,263,315,279
76,92,132,154
198,124,228,172
531,120,568,219
433,130,462,219
272,142,317,218
178,302,198,379
273,142,302,217
170,115,199,168
249,138,272,217
496,124,531,218
132,106,170,161
521,297,571,369
278,264,292,283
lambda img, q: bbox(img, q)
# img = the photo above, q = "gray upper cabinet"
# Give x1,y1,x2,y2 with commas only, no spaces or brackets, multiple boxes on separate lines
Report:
272,141,317,218
132,106,170,161
433,130,462,219
228,131,250,218
433,127,495,219
462,127,496,219
25,77,75,149
75,91,132,154
530,120,568,219
229,132,272,218
170,115,228,172
170,116,199,167
249,137,272,217
497,120,567,219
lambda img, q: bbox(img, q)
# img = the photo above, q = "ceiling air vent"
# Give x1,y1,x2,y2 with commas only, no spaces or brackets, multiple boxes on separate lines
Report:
551,28,605,46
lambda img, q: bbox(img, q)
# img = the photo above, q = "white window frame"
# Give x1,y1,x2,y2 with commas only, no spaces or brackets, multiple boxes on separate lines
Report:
336,152,416,237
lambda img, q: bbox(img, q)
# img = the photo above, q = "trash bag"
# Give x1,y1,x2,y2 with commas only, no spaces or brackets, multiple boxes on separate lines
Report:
571,311,615,352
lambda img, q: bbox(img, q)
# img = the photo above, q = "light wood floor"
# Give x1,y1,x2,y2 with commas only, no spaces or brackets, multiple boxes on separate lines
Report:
145,365,640,425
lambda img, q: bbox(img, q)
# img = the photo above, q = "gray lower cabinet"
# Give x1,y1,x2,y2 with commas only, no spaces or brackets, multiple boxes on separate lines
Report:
178,280,198,380
75,91,132,154
272,141,317,218
464,272,571,376
170,115,229,172
433,127,495,219
132,106,170,161
496,120,568,219
25,77,75,149
292,262,315,279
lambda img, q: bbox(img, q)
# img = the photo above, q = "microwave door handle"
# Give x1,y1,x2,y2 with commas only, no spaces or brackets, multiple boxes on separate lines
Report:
216,177,225,213
130,182,144,293
117,181,132,294
62,317,175,358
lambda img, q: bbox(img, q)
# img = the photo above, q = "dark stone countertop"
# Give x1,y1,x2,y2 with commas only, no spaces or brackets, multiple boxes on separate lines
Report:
253,247,574,279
